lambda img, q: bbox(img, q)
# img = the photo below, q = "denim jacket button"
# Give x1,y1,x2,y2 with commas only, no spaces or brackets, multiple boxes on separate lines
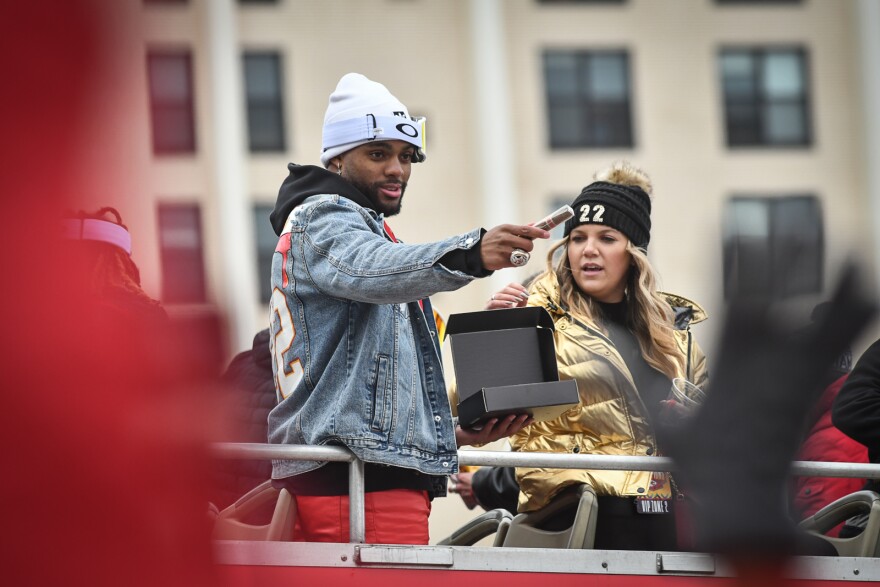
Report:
442,462,450,467
434,415,441,422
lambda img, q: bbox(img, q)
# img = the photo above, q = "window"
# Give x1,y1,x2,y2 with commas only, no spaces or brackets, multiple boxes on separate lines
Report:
543,50,633,149
722,195,822,299
158,203,207,303
720,47,811,147
147,50,196,154
243,52,287,152
253,204,277,303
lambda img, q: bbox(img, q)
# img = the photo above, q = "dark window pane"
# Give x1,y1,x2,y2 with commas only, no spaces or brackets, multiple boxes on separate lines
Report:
720,52,756,99
587,102,631,147
158,203,206,303
548,103,584,148
147,50,196,154
723,195,822,299
544,49,633,149
763,102,806,144
244,52,286,152
253,204,276,303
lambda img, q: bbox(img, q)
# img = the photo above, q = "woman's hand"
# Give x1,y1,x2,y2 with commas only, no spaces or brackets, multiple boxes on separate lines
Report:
455,413,533,447
485,282,529,310
656,399,695,429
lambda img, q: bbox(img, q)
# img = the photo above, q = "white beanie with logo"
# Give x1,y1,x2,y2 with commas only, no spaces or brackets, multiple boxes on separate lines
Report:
320,73,426,167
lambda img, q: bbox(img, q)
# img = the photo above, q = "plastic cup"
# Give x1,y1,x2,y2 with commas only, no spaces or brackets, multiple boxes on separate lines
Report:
669,377,706,412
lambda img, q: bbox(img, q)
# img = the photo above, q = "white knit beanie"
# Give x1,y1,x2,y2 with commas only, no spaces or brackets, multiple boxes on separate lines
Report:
320,73,426,167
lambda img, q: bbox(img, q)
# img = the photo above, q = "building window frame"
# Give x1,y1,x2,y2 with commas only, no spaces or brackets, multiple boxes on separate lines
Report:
243,51,287,153
147,49,197,155
157,202,207,304
720,46,813,148
543,48,635,150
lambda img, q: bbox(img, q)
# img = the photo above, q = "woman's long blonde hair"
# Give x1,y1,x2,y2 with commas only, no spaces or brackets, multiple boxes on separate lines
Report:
542,235,685,381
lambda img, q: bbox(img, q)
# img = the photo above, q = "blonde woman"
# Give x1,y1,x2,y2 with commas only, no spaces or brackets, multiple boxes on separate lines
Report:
510,161,709,551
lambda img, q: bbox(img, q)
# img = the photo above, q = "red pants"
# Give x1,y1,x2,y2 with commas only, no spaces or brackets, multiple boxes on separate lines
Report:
293,489,431,544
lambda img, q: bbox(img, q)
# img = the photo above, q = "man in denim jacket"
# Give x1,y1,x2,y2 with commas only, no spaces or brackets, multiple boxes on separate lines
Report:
267,73,545,544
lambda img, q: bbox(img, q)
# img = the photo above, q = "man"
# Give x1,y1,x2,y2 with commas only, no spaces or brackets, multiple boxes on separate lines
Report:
833,337,880,537
267,73,546,544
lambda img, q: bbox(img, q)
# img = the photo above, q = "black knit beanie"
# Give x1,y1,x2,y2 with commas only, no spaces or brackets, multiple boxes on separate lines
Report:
563,181,652,249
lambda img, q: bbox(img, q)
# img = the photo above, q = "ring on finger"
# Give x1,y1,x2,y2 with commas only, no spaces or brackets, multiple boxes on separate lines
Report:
510,248,530,267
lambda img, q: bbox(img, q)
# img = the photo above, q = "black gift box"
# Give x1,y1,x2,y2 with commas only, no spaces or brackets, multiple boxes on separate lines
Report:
445,307,580,427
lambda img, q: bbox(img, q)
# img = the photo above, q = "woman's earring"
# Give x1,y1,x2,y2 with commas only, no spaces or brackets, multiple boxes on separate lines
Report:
337,167,342,175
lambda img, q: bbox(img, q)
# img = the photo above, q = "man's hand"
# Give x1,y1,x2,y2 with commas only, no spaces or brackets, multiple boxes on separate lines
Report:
480,225,550,271
449,472,479,510
455,413,533,447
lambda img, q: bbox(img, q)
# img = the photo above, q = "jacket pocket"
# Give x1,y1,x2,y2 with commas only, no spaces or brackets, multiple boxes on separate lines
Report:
370,353,392,432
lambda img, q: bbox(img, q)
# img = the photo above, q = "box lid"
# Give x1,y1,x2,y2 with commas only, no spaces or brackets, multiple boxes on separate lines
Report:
445,306,555,337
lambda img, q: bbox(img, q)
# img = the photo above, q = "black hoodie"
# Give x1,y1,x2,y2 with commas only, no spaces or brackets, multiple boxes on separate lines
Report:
270,164,374,236
269,163,489,276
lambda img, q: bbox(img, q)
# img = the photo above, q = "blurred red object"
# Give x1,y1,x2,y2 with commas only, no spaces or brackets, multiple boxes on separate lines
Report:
0,2,219,584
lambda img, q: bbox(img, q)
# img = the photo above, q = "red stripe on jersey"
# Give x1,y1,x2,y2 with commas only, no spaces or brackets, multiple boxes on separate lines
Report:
276,233,291,288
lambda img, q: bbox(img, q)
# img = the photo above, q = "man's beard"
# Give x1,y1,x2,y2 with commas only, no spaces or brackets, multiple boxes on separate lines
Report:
349,178,407,217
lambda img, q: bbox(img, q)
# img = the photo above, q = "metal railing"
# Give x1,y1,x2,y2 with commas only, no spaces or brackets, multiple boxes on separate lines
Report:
211,442,880,544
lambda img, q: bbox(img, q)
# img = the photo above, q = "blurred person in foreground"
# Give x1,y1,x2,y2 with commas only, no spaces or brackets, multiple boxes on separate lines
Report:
4,4,216,584
670,261,875,584
508,161,709,551
267,73,544,544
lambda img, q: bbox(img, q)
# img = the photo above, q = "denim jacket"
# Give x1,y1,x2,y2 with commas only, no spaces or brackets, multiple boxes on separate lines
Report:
268,192,484,481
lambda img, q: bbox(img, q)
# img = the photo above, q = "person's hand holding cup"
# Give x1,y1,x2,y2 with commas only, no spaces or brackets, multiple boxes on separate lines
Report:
658,377,706,426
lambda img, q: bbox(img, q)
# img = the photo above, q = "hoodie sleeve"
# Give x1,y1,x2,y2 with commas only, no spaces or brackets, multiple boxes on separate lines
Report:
300,198,483,304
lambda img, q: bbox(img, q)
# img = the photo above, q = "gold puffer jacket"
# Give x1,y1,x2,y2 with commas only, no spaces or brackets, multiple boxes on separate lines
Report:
510,273,709,513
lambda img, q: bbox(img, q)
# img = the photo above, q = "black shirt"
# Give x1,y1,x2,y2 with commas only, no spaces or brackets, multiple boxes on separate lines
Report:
597,300,672,445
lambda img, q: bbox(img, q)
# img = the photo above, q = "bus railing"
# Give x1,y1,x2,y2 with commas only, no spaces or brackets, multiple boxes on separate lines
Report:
211,442,880,544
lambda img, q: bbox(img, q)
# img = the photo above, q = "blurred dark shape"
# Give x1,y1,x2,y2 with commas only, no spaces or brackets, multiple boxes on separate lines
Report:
211,329,276,513
669,263,876,569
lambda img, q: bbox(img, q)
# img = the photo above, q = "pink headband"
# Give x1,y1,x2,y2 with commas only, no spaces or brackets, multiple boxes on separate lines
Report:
62,218,132,255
